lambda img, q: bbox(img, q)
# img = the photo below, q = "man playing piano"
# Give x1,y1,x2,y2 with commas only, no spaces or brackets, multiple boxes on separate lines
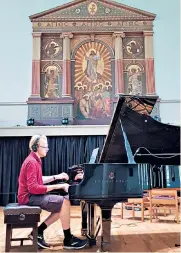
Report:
17,135,87,250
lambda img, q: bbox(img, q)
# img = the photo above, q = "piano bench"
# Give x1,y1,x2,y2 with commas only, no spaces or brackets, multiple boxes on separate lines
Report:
3,203,41,252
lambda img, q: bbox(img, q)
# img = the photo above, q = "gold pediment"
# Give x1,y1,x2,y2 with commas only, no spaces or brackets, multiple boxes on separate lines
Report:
30,0,156,21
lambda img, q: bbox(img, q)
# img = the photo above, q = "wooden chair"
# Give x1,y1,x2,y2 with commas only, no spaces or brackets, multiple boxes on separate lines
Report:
121,197,149,222
148,189,180,223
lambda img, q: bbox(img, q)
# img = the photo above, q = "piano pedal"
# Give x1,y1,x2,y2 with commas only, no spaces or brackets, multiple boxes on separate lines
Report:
81,221,87,236
81,228,87,236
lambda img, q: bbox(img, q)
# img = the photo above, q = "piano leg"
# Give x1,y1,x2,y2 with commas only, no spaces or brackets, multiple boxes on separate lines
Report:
100,208,112,252
81,201,88,236
87,203,97,247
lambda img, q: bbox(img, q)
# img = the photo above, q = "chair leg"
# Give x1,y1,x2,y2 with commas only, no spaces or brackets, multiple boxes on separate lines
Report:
132,205,135,219
121,203,123,219
149,206,152,223
175,206,179,224
32,224,38,252
155,209,157,218
5,224,11,252
164,207,166,217
141,202,144,222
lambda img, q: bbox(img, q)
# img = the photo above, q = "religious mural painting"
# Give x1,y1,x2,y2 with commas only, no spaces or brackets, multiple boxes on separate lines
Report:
40,37,63,99
41,63,62,99
28,0,156,125
123,37,146,95
41,38,63,60
74,41,112,120
125,63,144,95
88,2,98,15
123,37,144,59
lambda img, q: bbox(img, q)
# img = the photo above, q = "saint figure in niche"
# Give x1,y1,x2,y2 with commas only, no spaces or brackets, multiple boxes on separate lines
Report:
128,67,142,95
44,67,60,98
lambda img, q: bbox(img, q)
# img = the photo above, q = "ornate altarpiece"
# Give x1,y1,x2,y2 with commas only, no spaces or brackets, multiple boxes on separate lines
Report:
27,0,159,125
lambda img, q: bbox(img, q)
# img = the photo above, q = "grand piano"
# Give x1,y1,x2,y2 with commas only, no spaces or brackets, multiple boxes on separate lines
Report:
67,95,180,251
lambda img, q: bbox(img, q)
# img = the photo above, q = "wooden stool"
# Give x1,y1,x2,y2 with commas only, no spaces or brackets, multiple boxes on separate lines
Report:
4,203,41,252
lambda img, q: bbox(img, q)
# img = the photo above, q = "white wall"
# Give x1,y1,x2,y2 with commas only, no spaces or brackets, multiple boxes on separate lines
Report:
0,104,28,127
160,101,180,126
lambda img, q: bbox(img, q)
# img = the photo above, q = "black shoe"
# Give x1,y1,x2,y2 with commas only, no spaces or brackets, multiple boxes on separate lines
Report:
63,235,88,250
28,233,50,249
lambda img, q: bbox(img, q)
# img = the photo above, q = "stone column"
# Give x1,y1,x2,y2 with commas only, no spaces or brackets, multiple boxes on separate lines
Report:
144,31,156,95
113,32,125,95
31,32,41,98
60,32,73,98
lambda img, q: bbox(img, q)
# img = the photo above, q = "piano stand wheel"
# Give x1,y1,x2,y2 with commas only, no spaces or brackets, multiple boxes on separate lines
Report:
81,228,87,236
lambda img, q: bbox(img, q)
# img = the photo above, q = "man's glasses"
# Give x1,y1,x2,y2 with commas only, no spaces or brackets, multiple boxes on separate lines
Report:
39,146,49,150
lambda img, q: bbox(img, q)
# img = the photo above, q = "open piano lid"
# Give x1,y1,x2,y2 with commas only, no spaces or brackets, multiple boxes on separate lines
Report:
99,95,180,165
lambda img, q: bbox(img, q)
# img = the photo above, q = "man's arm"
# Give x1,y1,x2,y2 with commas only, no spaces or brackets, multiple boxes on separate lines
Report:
46,183,69,193
26,163,69,193
42,172,69,184
42,176,56,184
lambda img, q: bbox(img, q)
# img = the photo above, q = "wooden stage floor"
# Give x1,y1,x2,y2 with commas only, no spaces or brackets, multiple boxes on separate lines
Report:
0,205,180,252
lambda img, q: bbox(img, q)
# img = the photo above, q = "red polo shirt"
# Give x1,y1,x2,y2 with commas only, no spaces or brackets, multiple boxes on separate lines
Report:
18,152,47,205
